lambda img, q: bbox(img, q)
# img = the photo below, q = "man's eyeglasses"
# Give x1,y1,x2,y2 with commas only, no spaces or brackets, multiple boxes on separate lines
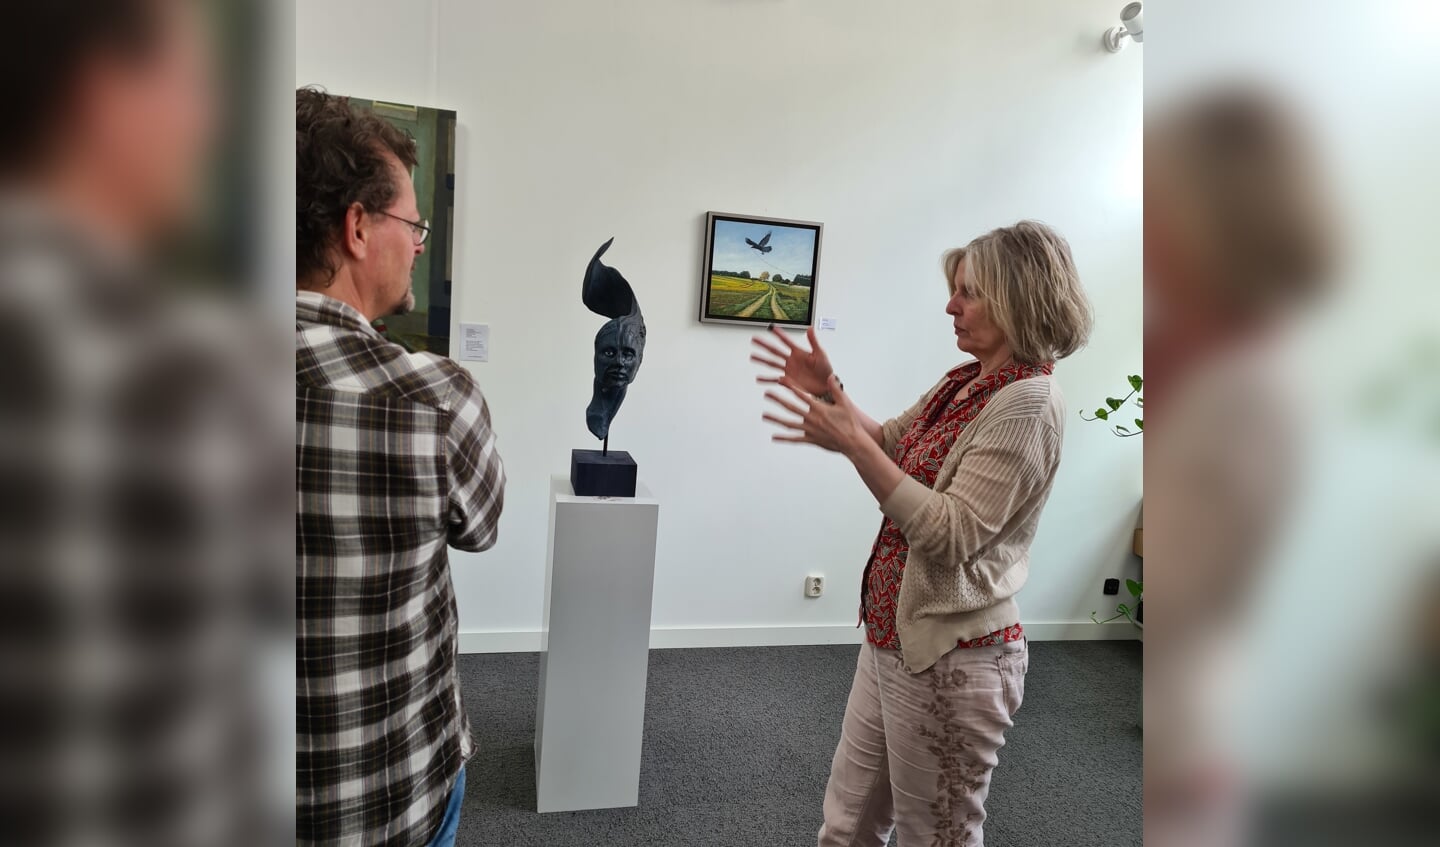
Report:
378,211,432,246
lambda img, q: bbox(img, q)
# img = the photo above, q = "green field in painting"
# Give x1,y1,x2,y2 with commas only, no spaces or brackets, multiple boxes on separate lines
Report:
770,283,811,321
707,274,811,320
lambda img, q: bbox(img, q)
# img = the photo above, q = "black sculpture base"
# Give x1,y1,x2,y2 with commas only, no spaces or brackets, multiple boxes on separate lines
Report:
570,449,637,498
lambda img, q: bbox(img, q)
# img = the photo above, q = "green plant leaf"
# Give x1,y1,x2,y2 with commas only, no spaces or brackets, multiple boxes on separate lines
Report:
1126,579,1143,598
1116,425,1130,433
1106,396,1123,411
1116,603,1130,615
1135,397,1144,408
1135,418,1144,431
1128,375,1143,391
1095,408,1109,420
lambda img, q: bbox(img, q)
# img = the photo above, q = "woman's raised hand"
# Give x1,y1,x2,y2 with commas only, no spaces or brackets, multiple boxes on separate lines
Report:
763,374,867,456
751,324,834,397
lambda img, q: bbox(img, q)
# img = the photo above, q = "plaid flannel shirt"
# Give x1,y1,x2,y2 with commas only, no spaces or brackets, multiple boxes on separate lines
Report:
296,291,505,846
2,197,287,847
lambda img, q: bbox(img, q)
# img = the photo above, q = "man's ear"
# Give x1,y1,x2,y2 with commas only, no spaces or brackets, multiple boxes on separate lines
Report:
341,202,370,261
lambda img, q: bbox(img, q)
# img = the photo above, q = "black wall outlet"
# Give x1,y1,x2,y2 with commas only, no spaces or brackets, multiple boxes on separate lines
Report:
1103,578,1120,596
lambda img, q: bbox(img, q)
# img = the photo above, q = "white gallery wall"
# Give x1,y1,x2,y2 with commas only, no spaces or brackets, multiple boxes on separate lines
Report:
296,0,1143,649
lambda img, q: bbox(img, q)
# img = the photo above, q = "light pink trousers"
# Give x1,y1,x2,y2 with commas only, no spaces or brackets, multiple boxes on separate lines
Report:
818,639,1028,847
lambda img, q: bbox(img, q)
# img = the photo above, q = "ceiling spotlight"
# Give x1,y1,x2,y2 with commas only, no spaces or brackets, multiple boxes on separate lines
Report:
1104,2,1144,53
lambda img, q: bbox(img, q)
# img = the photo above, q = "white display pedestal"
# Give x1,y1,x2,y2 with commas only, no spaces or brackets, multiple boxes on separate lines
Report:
535,476,659,813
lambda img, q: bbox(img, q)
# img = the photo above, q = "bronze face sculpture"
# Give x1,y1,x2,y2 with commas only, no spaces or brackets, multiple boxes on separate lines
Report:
583,238,645,442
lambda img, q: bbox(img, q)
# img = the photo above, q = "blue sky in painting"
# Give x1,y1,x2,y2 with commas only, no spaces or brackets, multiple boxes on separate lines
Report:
710,219,817,279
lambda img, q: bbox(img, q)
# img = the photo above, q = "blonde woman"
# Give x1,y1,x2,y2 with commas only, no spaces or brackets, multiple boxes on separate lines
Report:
754,221,1092,846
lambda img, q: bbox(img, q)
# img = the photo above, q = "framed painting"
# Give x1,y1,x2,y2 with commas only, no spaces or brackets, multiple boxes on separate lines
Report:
344,96,457,356
699,212,823,327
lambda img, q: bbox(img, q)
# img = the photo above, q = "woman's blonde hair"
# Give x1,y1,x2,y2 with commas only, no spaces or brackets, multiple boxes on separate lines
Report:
942,220,1093,363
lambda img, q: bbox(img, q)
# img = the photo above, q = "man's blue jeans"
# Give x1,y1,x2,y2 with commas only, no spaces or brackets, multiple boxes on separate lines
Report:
424,767,466,847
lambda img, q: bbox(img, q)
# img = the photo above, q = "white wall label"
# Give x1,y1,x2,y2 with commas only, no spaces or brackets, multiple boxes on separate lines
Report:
459,323,490,362
818,317,837,331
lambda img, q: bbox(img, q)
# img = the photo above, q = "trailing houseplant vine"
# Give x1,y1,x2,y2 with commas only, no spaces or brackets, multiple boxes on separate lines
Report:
1080,374,1144,436
1084,374,1144,628
1092,578,1143,628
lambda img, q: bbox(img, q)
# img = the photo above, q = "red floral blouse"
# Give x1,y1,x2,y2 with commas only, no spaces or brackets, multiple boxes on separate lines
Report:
861,359,1054,650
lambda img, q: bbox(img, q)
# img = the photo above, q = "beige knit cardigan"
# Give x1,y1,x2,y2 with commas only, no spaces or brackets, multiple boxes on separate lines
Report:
876,373,1065,673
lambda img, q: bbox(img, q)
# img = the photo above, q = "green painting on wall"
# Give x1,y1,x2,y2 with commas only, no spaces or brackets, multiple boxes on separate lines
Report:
344,96,457,356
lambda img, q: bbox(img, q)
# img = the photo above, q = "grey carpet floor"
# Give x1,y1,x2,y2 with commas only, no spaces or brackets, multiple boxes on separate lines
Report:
455,641,1141,846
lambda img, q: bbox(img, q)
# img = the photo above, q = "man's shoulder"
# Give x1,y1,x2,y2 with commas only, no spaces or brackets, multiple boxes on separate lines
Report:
298,326,476,414
403,350,478,412
354,345,478,415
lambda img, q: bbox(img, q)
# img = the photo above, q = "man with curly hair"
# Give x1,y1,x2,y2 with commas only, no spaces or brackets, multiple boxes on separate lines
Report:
295,87,506,847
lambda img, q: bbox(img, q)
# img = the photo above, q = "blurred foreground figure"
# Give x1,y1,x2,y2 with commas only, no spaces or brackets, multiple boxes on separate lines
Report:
1143,89,1334,847
0,2,286,845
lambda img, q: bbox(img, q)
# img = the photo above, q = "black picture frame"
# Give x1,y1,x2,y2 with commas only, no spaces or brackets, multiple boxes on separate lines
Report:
699,211,823,327
345,96,457,357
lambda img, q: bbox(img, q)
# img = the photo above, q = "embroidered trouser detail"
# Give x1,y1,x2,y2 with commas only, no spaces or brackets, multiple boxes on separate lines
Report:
817,640,1028,847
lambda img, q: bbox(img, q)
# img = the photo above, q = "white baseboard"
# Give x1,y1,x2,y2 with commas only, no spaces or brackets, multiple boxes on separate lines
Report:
457,630,545,653
650,625,866,649
1024,621,1140,641
458,621,1138,654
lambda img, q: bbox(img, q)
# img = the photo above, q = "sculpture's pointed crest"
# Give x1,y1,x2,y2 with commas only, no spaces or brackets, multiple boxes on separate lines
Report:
583,237,639,319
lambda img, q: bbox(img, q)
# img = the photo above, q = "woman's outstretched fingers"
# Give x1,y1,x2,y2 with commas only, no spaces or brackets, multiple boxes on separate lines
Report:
764,389,809,418
761,412,805,432
777,376,815,402
751,335,789,359
751,353,785,370
769,324,800,350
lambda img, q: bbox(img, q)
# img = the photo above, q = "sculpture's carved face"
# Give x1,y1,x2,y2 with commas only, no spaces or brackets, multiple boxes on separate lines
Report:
582,238,644,440
593,316,645,390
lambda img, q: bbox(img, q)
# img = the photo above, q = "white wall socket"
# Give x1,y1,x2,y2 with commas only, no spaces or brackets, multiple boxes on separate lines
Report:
805,575,824,598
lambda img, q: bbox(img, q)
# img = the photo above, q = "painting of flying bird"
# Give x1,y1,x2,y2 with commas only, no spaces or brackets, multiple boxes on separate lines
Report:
700,211,824,328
